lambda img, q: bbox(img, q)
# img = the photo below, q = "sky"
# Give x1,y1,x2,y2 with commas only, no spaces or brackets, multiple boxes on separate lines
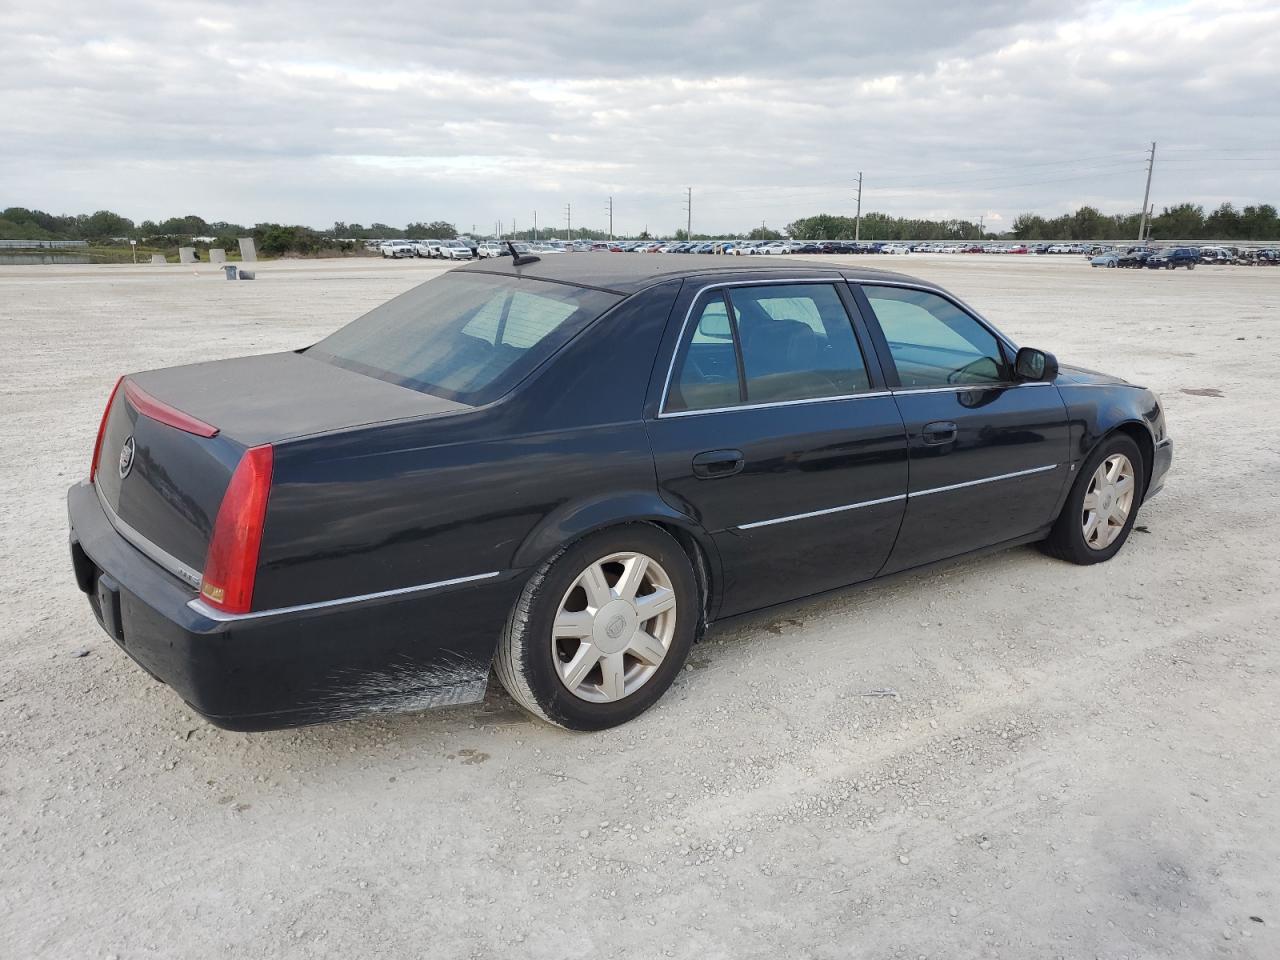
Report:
3,0,1278,235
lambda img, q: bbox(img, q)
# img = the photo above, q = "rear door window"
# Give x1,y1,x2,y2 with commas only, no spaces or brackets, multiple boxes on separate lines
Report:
667,295,742,412
665,283,871,412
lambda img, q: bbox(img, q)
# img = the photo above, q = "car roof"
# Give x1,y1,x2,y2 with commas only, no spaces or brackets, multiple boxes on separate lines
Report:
455,251,919,295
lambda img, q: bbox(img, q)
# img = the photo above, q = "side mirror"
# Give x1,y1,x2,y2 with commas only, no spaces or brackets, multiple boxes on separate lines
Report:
1014,347,1058,382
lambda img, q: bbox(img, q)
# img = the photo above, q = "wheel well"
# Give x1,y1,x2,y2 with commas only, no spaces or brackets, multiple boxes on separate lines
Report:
527,518,717,642
1111,422,1155,498
649,522,715,641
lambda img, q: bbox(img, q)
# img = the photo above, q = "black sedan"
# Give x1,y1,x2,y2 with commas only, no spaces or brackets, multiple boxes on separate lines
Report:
68,255,1172,731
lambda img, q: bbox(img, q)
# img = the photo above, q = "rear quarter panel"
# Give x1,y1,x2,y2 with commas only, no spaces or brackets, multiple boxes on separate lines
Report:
251,280,684,611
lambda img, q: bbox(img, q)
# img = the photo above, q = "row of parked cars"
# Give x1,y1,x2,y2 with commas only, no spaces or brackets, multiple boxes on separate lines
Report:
1088,245,1280,269
378,239,477,260
377,236,1280,267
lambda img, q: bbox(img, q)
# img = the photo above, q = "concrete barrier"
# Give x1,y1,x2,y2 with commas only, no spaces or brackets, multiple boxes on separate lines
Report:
210,248,226,264
238,238,257,262
178,247,196,264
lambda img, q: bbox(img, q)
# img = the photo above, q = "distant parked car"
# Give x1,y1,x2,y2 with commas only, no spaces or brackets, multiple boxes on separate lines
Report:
1116,248,1153,268
1145,248,1198,270
438,240,475,261
882,243,911,255
381,242,416,259
1091,252,1122,268
476,242,503,258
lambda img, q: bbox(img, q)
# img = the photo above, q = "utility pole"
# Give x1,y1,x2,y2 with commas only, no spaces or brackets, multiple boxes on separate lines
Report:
564,203,572,241
978,214,984,239
1137,141,1156,242
606,196,614,240
855,171,863,243
533,211,538,242
684,187,692,240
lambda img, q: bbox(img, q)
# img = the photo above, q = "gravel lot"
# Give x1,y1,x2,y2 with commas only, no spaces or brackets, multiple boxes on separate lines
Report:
2,253,1278,959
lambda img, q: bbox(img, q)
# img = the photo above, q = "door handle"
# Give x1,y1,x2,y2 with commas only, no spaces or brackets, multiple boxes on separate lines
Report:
692,449,745,479
922,421,958,445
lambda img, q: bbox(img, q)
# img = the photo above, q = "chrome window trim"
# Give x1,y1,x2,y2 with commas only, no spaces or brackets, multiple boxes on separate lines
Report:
891,381,1054,396
736,464,1059,530
657,277,881,419
187,571,503,622
95,483,203,589
659,390,893,419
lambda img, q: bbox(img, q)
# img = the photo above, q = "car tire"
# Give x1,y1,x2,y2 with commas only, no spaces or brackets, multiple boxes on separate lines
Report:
1107,261,1116,268
1041,434,1145,565
494,524,699,730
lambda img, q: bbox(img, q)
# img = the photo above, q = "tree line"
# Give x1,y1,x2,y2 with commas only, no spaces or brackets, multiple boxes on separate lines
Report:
4,201,1278,252
786,202,1280,242
0,208,462,256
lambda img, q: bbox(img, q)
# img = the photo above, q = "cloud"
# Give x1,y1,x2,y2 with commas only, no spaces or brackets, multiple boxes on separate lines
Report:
2,0,1276,234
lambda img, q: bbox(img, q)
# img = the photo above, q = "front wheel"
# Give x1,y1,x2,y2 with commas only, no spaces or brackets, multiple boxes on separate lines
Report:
1041,435,1144,564
494,525,698,730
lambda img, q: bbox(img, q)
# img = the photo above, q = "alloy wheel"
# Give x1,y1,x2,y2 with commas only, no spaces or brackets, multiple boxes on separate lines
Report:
551,552,677,702
1082,454,1136,550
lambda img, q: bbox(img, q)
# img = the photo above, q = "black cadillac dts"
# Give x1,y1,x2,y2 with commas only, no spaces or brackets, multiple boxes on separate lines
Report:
68,253,1172,731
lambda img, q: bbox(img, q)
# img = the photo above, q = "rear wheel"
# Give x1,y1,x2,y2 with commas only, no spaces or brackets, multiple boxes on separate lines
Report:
495,525,698,730
1041,434,1144,565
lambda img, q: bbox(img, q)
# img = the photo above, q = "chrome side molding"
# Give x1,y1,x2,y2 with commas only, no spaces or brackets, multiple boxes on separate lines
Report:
188,571,503,622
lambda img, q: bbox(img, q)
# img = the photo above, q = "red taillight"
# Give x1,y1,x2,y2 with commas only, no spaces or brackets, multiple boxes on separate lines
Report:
199,445,274,614
90,376,124,483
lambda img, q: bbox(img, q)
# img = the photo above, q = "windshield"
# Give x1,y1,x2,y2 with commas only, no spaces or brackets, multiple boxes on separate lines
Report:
308,272,622,405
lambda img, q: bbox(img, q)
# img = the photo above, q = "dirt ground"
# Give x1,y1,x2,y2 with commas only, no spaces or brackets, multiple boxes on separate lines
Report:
2,253,1278,959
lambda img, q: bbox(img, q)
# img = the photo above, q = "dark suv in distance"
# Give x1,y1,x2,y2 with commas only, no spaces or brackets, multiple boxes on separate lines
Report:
1145,247,1199,270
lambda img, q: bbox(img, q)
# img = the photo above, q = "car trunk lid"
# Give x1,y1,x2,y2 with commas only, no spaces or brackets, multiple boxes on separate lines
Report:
93,351,467,585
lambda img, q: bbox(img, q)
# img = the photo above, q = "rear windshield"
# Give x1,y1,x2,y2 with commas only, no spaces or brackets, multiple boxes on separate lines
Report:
308,272,621,405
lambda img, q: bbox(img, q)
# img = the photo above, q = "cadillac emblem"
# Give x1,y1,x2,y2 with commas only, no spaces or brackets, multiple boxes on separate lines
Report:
118,436,135,479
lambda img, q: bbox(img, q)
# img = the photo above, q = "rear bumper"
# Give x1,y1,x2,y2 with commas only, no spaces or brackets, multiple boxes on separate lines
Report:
67,481,520,731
